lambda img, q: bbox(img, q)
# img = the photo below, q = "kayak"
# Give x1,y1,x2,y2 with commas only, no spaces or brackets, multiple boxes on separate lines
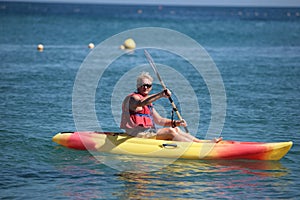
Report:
52,131,293,161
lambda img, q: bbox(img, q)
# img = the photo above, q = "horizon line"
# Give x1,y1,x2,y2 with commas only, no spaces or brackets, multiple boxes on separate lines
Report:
2,0,300,8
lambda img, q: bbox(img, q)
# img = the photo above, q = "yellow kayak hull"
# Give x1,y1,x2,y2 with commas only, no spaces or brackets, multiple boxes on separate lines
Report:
52,131,293,161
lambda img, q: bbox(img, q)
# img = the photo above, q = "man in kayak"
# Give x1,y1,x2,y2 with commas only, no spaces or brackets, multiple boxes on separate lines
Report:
120,72,202,142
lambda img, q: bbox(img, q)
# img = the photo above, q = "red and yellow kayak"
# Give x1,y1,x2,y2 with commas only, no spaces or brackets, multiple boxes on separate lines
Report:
52,131,292,160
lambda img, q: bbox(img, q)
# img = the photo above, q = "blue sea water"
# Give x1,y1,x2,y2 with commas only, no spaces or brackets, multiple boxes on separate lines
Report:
1,2,300,199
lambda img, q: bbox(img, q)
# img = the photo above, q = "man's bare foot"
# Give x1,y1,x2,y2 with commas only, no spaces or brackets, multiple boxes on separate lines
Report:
213,137,223,143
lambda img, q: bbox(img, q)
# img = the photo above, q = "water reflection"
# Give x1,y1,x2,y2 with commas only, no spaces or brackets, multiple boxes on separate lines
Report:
114,158,288,199
94,153,181,172
94,152,287,175
53,150,289,199
167,159,288,177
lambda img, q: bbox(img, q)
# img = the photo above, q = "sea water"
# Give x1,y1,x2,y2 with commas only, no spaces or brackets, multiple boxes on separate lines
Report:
1,2,300,199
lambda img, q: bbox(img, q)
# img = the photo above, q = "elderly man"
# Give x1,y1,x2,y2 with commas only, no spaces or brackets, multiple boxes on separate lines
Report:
120,72,202,142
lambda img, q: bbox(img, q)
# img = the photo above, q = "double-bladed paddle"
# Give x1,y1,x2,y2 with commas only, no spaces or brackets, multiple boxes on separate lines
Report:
144,50,189,133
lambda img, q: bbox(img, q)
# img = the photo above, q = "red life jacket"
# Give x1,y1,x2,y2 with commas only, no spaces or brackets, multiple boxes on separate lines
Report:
120,92,155,130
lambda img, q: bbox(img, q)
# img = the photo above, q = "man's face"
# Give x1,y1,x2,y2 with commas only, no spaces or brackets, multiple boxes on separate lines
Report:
137,78,152,96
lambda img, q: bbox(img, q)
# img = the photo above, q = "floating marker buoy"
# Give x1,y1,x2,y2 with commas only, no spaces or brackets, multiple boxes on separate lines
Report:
123,38,136,50
37,44,44,51
119,45,125,50
88,43,95,49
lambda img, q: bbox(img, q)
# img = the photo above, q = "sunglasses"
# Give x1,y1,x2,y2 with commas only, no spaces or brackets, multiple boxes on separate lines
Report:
141,84,152,88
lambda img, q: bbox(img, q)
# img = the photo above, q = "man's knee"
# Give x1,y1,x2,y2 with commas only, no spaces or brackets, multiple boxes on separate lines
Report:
168,127,178,136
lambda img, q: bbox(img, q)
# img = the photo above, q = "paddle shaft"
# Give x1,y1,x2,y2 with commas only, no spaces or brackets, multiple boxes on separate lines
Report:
144,50,189,133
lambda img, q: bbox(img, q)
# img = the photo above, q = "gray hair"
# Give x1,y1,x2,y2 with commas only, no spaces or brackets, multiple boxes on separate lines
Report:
136,72,153,88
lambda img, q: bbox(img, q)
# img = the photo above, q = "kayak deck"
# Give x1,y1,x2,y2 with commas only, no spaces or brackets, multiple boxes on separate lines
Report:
52,131,293,161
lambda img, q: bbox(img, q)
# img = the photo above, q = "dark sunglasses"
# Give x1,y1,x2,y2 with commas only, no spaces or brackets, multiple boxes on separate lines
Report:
142,84,152,88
